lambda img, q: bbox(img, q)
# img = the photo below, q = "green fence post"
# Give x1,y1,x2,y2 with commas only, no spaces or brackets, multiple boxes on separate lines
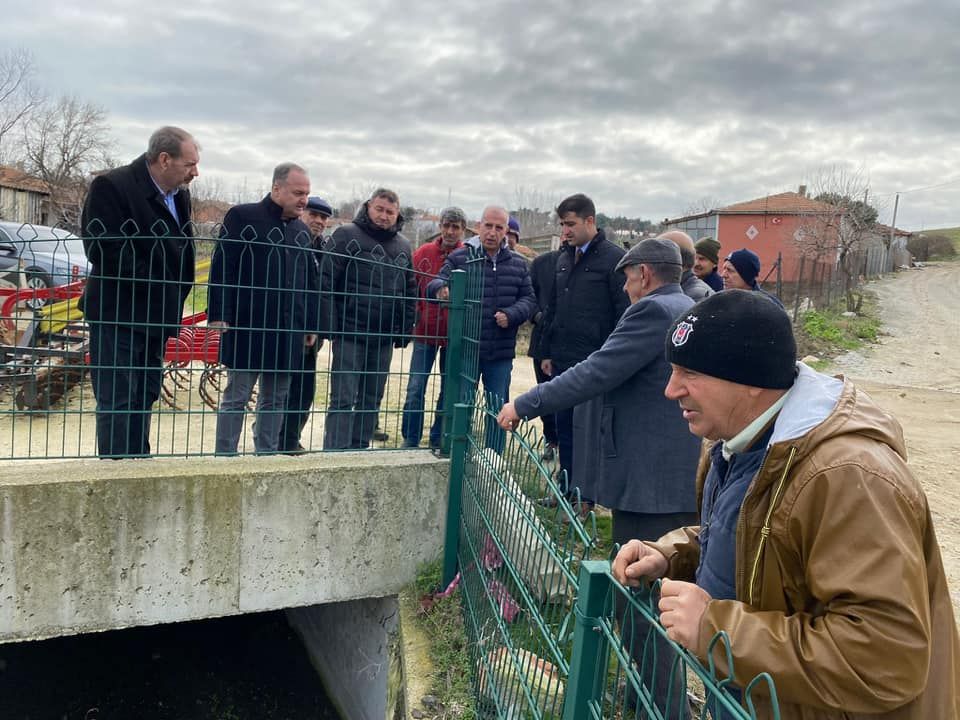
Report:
563,560,611,720
441,401,470,587
440,269,467,457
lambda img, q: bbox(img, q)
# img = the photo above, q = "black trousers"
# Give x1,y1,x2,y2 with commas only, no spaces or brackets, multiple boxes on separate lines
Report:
532,358,558,446
278,344,318,451
613,510,699,718
88,322,166,459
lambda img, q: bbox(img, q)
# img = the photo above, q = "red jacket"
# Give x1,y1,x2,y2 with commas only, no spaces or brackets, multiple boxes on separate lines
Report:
412,237,463,345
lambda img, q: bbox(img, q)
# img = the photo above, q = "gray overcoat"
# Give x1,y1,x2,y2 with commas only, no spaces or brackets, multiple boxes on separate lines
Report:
513,284,700,514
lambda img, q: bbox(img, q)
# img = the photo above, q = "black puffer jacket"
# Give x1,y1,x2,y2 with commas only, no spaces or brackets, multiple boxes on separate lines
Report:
538,229,629,370
322,203,417,342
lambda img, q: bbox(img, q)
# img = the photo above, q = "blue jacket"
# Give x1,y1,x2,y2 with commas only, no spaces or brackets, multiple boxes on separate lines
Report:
513,284,699,512
428,244,536,362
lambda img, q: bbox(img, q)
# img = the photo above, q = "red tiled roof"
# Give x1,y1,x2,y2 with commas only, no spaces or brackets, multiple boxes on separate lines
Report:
0,165,50,195
875,223,912,237
192,199,232,224
718,191,839,215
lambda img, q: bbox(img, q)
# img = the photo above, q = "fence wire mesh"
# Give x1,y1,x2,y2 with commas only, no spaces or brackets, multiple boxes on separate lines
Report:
451,398,781,720
0,224,485,459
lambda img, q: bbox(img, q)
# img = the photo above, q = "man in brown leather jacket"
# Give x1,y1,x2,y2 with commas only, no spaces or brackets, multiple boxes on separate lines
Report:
613,290,959,719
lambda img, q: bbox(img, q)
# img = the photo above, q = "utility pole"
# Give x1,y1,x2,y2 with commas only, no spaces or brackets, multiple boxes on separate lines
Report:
889,193,900,271
889,193,900,240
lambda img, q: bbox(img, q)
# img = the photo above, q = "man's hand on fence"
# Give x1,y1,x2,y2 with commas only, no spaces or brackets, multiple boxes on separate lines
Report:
611,540,668,586
436,285,450,301
497,403,521,430
658,579,711,651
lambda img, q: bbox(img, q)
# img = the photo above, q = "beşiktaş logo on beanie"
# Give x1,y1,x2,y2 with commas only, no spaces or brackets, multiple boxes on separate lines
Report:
671,315,697,347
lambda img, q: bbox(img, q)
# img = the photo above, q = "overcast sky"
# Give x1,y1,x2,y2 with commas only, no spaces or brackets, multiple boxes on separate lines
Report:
4,0,959,230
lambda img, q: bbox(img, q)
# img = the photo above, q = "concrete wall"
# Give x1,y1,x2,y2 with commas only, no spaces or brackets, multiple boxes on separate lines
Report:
287,596,404,720
0,451,449,644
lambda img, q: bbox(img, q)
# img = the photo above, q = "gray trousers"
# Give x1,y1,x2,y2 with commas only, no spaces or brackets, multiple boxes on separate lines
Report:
324,337,393,449
215,370,292,455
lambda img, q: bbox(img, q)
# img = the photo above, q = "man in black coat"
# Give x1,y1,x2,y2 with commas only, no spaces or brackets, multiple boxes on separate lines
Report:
322,188,416,450
278,195,333,454
207,163,318,455
537,194,629,509
528,244,562,460
80,126,199,458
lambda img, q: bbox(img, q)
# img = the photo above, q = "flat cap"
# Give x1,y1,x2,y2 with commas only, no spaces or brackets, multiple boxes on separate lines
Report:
306,196,333,216
615,237,682,272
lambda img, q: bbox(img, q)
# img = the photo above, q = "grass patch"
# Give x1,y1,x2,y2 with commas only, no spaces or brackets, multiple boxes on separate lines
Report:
404,559,477,719
795,291,881,360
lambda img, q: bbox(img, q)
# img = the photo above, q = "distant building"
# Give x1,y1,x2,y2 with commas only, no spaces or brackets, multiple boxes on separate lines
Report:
665,187,847,282
0,165,51,226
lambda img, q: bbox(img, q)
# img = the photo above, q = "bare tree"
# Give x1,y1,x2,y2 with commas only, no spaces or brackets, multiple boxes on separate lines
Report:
681,196,724,217
0,48,44,161
511,185,558,236
792,166,884,311
22,95,114,232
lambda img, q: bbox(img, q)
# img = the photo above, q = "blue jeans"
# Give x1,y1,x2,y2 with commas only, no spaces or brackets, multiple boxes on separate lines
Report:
215,370,291,455
88,323,165,459
401,342,447,448
478,358,513,453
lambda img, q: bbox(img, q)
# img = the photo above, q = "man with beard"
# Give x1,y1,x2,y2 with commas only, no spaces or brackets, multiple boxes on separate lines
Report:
323,188,417,449
80,125,199,458
401,206,467,449
536,193,629,514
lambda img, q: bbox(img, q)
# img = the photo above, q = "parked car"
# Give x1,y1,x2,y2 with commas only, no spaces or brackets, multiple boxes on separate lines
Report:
0,221,90,308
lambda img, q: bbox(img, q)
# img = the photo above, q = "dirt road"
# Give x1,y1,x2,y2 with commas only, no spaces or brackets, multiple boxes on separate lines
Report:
830,263,960,617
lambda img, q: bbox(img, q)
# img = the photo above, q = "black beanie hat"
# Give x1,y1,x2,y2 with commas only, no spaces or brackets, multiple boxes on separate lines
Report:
726,248,761,288
665,289,797,389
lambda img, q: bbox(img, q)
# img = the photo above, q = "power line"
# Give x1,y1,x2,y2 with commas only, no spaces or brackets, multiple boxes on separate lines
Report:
897,177,960,194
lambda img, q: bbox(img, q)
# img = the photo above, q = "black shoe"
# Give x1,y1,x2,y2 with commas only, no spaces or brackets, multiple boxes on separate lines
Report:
541,444,557,462
284,444,307,456
373,429,389,441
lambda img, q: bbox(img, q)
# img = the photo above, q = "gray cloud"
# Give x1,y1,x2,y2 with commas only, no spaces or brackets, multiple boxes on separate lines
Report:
3,0,959,227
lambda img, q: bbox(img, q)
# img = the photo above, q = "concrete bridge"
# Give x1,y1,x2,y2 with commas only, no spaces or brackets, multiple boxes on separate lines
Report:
0,450,450,719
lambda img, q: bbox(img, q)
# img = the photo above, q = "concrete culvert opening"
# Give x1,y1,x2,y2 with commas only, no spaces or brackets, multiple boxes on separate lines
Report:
0,610,342,719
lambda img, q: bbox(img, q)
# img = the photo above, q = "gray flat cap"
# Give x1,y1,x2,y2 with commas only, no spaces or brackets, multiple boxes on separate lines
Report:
615,237,682,271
